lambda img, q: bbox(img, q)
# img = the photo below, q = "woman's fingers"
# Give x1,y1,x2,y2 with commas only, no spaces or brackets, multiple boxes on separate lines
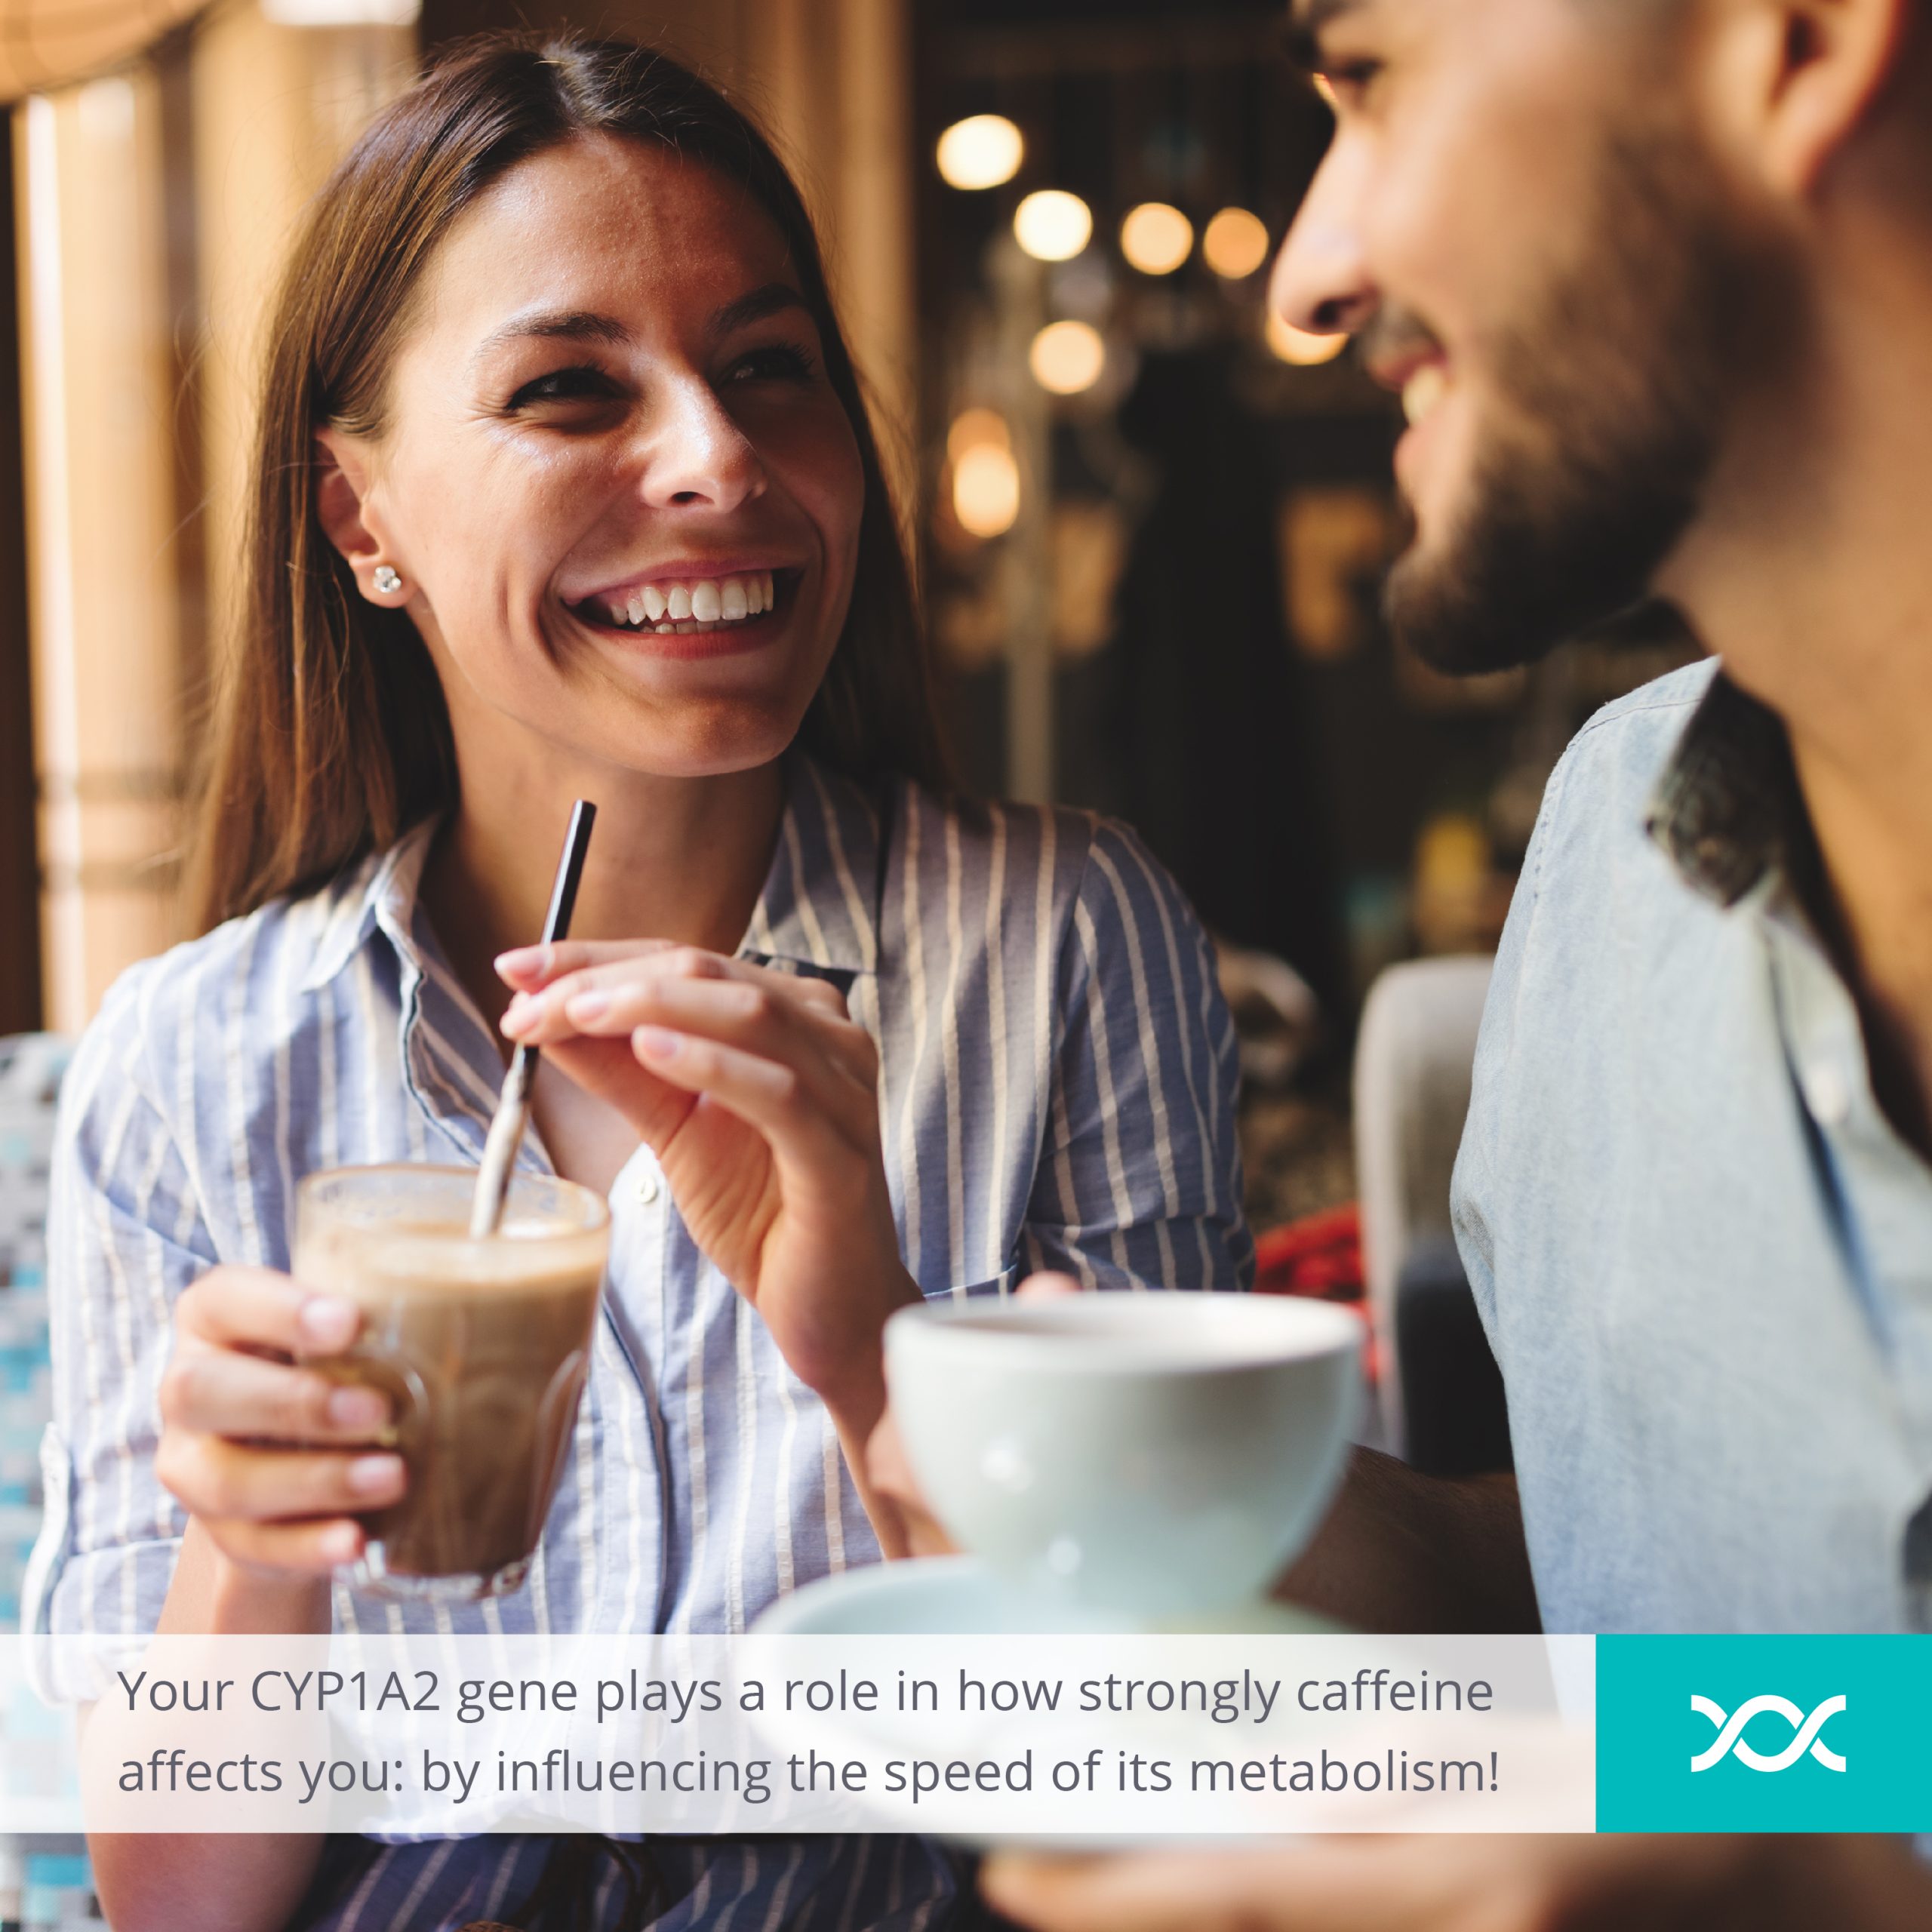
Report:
209,1517,369,1577
579,977,874,1112
503,948,854,1048
629,1026,866,1172
495,937,678,989
155,1432,405,1525
177,1265,361,1360
159,1348,393,1445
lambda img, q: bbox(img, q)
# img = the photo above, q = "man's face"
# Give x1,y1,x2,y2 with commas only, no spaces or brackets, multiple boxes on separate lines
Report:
1274,0,1778,672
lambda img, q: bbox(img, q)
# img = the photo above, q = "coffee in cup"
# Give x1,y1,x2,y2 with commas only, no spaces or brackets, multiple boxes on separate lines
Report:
884,1292,1362,1620
294,1164,610,1601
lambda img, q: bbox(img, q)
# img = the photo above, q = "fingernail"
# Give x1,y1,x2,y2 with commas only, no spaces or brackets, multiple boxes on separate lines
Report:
568,989,610,1022
501,992,534,1035
635,1026,681,1059
326,1385,388,1431
496,946,540,975
320,1522,361,1564
349,1454,405,1496
298,1297,357,1351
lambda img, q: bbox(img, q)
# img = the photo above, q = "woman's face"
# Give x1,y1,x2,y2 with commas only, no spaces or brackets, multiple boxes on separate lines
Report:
325,136,865,779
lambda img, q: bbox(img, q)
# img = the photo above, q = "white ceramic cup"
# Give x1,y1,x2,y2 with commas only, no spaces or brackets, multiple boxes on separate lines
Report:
883,1291,1363,1619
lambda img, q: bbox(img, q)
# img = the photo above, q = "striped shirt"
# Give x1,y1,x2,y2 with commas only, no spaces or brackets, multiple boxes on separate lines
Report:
25,752,1251,1929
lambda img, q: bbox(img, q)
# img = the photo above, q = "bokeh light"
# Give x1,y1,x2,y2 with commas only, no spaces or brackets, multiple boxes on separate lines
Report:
1029,320,1106,395
936,114,1024,191
1266,308,1348,366
952,445,1022,537
1203,206,1271,280
1119,202,1193,275
1014,189,1094,263
947,406,1011,464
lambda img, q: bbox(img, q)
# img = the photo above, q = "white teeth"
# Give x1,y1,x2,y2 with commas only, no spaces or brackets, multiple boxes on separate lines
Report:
655,622,675,634
586,572,781,629
1403,365,1448,427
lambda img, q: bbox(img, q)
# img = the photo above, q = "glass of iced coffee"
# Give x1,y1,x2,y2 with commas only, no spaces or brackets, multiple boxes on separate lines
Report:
293,1164,610,1601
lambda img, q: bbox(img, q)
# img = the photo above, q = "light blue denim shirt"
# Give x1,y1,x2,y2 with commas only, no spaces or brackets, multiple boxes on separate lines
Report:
1456,661,1932,1634
25,753,1250,1930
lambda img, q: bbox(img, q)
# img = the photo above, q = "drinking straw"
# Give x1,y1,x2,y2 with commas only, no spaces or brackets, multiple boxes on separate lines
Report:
468,798,597,1238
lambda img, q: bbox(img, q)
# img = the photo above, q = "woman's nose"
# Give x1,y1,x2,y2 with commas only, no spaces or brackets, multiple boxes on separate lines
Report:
1270,140,1379,341
634,377,768,512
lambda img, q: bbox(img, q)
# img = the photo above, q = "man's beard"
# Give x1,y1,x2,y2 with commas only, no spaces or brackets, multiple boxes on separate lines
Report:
1382,124,1774,675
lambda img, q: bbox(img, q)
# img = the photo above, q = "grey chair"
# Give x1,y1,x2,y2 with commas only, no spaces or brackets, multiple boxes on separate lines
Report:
1352,959,1512,1476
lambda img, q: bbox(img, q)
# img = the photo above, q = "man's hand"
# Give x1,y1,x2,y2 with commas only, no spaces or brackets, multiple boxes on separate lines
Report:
982,1834,1932,1932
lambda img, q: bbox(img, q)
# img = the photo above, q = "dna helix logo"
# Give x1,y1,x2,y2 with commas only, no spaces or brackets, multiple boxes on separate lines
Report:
1690,1694,1847,1774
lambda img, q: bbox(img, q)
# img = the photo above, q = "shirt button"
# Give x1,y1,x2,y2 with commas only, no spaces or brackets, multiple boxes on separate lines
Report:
1806,1062,1851,1127
635,1171,661,1205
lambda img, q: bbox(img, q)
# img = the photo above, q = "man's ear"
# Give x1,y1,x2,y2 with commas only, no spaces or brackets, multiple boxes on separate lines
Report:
314,427,406,605
1745,0,1913,196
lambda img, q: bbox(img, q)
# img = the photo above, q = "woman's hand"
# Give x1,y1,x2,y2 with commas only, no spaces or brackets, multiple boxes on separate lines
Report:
497,941,919,1431
155,1266,401,1582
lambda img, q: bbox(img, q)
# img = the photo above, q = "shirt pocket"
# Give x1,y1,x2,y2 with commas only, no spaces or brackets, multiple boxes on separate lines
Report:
922,1263,1021,1303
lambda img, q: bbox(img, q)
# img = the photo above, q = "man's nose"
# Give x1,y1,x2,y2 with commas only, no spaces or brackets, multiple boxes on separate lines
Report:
1269,140,1378,340
636,377,768,512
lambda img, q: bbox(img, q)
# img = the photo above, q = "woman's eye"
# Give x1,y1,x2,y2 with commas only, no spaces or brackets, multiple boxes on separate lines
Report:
726,343,817,385
505,367,623,414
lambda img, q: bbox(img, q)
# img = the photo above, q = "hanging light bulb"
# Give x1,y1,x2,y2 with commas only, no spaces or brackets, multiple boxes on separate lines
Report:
1266,309,1347,366
936,114,1024,191
1120,202,1194,275
1014,190,1094,263
947,407,1011,464
1029,321,1106,395
953,445,1022,537
1203,207,1271,280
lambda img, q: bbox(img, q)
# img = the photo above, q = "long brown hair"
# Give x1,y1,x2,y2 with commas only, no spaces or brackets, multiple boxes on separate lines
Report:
188,30,945,934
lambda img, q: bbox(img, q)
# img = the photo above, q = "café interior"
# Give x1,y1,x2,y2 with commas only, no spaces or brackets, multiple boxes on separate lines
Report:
0,0,1698,1915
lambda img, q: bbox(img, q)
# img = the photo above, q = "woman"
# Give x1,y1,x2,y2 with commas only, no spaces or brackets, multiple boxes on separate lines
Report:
28,32,1251,1932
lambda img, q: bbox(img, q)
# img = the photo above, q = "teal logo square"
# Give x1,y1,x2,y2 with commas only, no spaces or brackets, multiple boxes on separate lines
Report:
1596,1636,1931,1832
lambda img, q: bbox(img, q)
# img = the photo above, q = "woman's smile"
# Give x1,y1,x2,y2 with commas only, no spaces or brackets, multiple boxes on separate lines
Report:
562,561,804,660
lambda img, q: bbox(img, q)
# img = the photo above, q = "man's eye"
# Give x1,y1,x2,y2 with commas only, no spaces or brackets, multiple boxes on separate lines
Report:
1323,59,1384,109
727,344,817,385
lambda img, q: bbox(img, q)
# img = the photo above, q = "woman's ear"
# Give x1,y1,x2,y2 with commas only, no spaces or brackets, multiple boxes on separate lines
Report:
314,428,409,605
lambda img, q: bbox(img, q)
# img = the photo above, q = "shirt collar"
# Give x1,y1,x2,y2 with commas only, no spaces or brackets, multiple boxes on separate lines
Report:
1644,667,1808,909
298,818,439,993
739,754,883,978
297,752,884,992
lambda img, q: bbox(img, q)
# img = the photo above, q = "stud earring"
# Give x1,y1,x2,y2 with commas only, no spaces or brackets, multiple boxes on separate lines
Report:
373,565,403,595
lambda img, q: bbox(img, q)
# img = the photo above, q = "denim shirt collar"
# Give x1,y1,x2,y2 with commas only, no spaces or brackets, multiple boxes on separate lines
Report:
1644,667,1807,909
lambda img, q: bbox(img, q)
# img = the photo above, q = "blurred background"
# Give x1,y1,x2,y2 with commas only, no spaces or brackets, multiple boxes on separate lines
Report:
0,0,1703,1186
0,2,1695,1898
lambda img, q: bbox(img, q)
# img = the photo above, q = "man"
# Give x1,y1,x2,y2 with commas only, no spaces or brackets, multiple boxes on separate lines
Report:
876,0,1932,1921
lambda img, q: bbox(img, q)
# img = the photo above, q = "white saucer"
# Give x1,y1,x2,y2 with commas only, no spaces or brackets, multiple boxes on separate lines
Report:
752,1554,1338,1637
